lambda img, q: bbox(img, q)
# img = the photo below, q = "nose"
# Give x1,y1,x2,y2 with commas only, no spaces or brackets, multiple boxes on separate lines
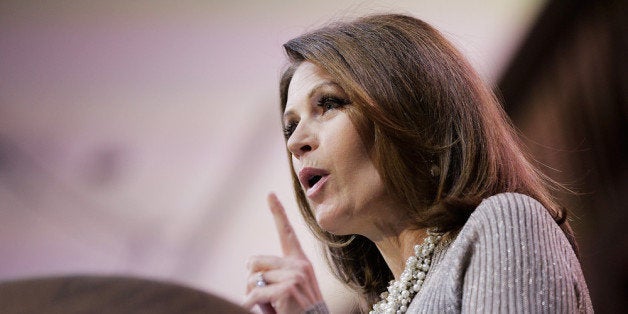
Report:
286,122,317,158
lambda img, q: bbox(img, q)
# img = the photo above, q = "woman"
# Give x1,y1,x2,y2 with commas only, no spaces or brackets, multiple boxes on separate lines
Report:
244,14,593,313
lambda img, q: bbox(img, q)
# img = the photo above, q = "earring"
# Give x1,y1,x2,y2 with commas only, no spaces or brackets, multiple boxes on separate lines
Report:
429,164,440,177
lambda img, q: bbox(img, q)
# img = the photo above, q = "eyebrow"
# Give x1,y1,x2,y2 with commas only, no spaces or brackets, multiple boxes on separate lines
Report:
283,81,342,120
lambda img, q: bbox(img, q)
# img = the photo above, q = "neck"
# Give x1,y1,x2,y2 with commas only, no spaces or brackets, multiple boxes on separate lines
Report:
371,227,429,280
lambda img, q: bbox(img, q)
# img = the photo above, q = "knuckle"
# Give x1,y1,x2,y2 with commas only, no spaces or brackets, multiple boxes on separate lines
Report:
284,225,295,237
245,256,255,270
287,285,299,296
290,270,306,284
247,275,256,287
245,255,260,270
245,289,258,302
280,281,294,292
296,259,312,272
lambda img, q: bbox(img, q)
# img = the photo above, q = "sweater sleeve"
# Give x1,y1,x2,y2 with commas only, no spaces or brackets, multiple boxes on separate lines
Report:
459,193,592,313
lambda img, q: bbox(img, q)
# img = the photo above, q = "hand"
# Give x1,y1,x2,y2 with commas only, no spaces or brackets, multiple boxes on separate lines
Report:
243,193,327,314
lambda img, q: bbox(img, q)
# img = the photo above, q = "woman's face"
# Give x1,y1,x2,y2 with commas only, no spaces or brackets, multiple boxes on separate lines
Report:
283,62,394,236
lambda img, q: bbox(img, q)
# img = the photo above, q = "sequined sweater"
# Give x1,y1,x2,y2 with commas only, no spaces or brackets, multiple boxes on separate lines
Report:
406,193,593,313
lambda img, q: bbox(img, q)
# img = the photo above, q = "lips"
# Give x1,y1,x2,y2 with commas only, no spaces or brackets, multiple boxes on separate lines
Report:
298,167,330,197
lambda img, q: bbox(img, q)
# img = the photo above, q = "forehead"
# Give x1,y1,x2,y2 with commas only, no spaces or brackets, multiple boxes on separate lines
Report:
284,62,336,112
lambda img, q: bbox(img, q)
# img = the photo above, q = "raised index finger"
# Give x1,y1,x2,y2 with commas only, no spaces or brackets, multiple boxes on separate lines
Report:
267,193,304,257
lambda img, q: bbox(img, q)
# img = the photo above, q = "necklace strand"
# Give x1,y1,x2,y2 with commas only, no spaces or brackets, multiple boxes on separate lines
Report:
370,231,442,314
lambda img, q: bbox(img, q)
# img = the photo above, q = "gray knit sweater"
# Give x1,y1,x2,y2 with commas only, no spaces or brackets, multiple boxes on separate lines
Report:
406,193,593,313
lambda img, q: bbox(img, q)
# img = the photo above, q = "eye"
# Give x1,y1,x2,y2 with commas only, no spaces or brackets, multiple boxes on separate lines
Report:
317,95,350,112
283,121,298,140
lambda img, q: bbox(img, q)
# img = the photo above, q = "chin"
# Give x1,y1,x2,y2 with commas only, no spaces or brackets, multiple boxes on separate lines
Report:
313,205,354,236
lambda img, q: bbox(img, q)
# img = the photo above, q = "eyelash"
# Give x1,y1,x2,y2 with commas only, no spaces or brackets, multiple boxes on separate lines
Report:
283,122,297,139
283,95,351,140
317,95,350,111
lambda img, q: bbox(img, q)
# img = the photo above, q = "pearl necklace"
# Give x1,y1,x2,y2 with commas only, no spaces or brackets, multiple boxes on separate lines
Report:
370,232,442,314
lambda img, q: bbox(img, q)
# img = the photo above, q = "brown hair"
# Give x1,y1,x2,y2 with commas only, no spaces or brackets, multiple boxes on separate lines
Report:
279,13,575,310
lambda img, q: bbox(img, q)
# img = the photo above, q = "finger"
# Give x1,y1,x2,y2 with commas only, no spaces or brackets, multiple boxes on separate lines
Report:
259,303,276,314
246,255,286,273
242,284,276,310
246,267,306,293
267,193,304,257
246,271,266,294
243,281,311,311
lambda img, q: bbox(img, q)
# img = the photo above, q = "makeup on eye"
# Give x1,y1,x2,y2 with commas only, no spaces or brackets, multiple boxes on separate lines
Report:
283,121,298,140
282,94,351,140
316,94,351,111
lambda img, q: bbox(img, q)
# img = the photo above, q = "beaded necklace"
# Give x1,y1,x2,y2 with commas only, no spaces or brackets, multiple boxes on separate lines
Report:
369,232,442,314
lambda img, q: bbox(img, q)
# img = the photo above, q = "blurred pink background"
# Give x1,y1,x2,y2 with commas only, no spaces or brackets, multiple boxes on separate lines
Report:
0,0,546,311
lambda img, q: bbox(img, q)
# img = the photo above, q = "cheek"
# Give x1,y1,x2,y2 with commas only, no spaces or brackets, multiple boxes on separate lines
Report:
337,140,374,173
290,156,304,189
291,155,299,170
335,146,383,202
327,120,366,159
291,152,308,171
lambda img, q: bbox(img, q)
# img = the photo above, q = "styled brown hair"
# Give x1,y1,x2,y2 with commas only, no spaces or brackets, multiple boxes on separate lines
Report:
279,14,575,310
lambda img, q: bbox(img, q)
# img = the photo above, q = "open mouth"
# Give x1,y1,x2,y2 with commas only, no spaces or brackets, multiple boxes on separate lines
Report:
307,175,323,188
298,167,330,195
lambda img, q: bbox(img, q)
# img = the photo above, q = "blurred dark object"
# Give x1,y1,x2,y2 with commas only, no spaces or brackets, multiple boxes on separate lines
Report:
498,0,627,312
0,275,248,313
